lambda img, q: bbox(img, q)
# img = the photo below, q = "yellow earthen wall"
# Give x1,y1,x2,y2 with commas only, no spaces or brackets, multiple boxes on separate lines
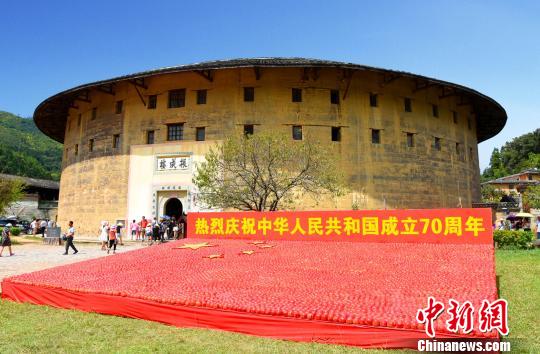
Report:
59,67,480,236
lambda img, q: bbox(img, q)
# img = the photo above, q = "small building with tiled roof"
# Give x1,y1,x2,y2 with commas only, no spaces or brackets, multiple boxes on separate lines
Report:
0,173,59,221
482,168,540,194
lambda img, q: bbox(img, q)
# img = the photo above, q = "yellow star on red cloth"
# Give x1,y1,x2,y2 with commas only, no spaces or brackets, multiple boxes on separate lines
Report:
240,250,255,255
174,242,216,250
204,254,224,259
256,244,275,249
249,241,267,245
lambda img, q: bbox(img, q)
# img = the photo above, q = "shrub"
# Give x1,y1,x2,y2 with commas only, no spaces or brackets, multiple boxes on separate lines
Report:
10,227,21,236
493,230,535,249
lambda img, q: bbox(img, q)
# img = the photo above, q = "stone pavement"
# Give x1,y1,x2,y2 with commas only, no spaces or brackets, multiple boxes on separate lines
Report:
0,241,144,291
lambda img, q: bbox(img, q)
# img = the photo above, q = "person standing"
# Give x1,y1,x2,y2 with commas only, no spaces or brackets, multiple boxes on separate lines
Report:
108,224,117,254
152,220,160,245
145,221,153,245
63,221,78,255
140,216,148,241
129,219,138,241
179,217,186,239
173,221,179,240
536,217,540,240
40,219,47,237
30,219,37,236
116,222,124,246
99,221,109,250
1,223,14,257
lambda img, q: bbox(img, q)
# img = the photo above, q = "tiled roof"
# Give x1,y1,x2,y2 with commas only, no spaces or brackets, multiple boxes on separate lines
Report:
33,57,507,144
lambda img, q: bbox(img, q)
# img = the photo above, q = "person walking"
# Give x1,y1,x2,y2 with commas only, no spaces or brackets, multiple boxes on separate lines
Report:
1,223,14,257
99,221,109,250
63,221,78,255
107,224,117,254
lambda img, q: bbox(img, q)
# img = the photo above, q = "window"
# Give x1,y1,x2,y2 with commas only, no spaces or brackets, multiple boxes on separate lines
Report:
148,95,157,109
406,133,414,147
433,137,441,151
113,134,120,149
89,139,94,152
455,142,461,155
244,124,254,136
369,93,378,107
244,87,254,102
371,129,381,144
167,124,184,141
115,100,123,114
331,127,341,142
78,114,81,127
292,125,302,140
146,130,155,144
330,89,340,104
292,88,302,103
196,127,206,141
452,111,458,124
404,98,412,112
91,107,97,120
196,90,207,105
74,144,78,156
168,89,185,108
432,104,439,117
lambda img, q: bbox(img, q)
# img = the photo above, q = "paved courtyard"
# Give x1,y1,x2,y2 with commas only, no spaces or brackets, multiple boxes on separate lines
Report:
0,239,144,290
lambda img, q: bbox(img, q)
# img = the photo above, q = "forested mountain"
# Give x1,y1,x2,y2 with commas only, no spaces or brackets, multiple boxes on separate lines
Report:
482,128,540,180
0,111,62,181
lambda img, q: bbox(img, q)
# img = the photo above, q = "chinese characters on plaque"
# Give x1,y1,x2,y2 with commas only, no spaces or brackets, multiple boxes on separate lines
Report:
156,156,191,172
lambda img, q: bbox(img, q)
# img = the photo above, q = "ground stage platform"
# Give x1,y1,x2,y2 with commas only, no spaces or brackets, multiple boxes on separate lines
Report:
2,237,498,348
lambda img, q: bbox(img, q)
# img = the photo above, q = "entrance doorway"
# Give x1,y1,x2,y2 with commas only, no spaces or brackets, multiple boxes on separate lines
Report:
164,198,183,219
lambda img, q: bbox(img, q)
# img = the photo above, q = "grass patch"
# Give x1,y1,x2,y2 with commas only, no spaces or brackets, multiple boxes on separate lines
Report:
495,248,540,352
0,300,409,354
0,249,537,353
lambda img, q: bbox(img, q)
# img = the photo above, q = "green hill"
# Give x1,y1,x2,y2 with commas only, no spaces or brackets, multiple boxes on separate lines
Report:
0,110,62,181
482,128,540,181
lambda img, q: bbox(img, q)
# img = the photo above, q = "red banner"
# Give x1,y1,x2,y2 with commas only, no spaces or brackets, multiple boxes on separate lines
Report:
187,208,493,244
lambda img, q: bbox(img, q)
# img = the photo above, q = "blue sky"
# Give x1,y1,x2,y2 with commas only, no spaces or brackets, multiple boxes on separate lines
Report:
1,0,538,170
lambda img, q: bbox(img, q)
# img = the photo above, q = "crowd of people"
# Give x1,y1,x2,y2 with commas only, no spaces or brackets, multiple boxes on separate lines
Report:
96,215,187,254
495,217,539,232
30,218,56,237
128,215,187,243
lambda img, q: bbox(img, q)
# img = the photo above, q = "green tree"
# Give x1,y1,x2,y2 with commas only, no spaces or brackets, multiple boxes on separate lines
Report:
193,130,346,211
0,178,24,216
482,128,540,180
0,111,62,181
522,185,540,211
480,184,505,202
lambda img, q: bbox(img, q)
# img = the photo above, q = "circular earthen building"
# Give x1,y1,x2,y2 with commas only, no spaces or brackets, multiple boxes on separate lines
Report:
34,58,506,235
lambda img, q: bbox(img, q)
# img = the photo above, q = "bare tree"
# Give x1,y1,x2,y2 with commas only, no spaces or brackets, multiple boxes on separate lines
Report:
193,130,346,211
